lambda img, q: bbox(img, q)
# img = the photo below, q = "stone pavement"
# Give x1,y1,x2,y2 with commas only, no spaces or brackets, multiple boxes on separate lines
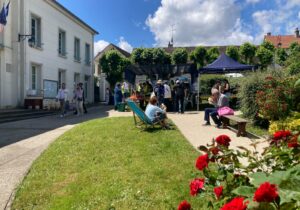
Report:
167,111,268,155
0,109,267,210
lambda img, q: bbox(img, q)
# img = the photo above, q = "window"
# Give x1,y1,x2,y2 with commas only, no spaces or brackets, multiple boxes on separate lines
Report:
74,38,80,61
85,43,91,65
58,30,66,56
31,66,37,90
31,15,41,48
58,70,66,87
74,73,80,85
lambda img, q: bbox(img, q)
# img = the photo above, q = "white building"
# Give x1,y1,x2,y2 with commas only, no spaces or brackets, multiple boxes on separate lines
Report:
0,0,98,109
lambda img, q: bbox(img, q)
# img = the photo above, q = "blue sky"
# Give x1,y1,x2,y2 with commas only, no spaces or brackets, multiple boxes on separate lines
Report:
58,0,300,54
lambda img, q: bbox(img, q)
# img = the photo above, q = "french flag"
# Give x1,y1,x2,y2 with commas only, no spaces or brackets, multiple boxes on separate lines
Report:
0,2,10,33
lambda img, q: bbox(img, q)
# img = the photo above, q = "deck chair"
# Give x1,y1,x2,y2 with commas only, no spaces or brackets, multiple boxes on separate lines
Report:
126,99,164,129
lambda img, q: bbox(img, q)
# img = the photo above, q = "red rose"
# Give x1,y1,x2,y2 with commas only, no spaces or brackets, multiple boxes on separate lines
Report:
178,200,191,210
195,154,209,171
190,178,205,196
214,186,223,200
273,130,291,140
221,197,248,210
288,142,299,148
254,182,278,202
216,135,231,147
210,147,220,155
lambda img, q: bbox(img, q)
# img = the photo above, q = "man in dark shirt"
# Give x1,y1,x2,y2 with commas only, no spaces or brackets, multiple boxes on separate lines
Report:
174,80,185,114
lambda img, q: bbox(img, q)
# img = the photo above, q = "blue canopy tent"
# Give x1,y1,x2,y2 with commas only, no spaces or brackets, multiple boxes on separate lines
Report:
196,53,255,110
199,53,255,74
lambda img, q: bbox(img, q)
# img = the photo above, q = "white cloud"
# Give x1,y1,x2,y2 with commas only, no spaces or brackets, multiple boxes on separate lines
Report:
146,0,254,47
246,0,261,4
94,40,109,55
118,37,133,53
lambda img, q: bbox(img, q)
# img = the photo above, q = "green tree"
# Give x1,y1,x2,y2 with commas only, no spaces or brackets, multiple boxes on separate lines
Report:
100,50,131,88
226,46,240,61
190,46,207,68
141,48,153,65
131,48,144,64
256,46,274,69
206,47,220,64
275,48,288,66
152,48,171,65
261,41,275,52
171,48,188,64
289,42,300,55
239,42,257,64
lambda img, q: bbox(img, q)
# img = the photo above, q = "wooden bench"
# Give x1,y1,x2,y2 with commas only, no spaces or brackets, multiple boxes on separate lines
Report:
221,115,248,137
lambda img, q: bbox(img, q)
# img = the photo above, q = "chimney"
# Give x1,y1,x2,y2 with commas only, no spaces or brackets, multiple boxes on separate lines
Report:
295,28,300,38
267,32,271,36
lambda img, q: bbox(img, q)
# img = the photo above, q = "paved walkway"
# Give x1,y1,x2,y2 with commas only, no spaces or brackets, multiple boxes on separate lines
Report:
168,112,268,154
0,109,267,210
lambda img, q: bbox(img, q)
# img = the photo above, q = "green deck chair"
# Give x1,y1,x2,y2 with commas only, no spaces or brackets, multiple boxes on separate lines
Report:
126,99,164,129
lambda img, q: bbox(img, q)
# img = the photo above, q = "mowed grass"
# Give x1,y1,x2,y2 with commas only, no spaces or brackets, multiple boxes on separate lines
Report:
12,117,206,210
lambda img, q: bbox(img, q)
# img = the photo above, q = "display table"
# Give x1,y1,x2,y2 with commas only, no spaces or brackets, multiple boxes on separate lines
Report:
24,97,43,109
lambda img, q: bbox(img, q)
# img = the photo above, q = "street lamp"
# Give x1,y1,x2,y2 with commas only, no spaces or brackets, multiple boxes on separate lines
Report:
18,34,35,45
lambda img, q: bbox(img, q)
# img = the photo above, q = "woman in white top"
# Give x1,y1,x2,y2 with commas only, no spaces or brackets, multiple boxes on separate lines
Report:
74,84,84,116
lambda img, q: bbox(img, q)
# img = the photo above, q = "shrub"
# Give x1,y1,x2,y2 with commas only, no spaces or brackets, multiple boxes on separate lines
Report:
237,72,265,119
269,112,300,134
178,132,300,209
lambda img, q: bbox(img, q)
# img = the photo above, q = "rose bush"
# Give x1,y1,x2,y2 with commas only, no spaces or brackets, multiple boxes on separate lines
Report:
177,133,300,209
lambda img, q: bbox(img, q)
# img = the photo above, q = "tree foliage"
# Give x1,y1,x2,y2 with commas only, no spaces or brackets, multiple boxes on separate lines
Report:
171,48,188,64
190,46,207,68
100,50,131,88
256,46,274,69
206,47,220,64
131,48,171,65
239,42,257,64
226,46,240,61
261,41,275,52
275,48,288,66
152,48,171,65
289,42,300,56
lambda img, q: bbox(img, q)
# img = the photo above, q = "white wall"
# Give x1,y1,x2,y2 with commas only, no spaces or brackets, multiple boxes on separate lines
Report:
0,0,95,108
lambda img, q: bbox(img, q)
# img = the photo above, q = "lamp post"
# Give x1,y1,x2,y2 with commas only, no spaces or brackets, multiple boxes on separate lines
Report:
18,34,34,45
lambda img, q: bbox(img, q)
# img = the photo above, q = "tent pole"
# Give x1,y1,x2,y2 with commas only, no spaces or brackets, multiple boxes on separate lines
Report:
197,74,200,111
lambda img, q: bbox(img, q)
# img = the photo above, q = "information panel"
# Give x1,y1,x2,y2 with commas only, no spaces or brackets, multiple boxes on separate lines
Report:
43,80,58,99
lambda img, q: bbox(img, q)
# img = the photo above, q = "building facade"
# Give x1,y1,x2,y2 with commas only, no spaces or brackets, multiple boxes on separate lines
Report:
264,28,300,48
0,0,98,109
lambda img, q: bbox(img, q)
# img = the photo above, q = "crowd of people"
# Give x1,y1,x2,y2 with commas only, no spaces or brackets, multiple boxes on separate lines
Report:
56,82,88,118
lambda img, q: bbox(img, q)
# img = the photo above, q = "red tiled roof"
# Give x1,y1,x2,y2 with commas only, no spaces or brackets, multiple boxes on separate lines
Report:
264,35,300,48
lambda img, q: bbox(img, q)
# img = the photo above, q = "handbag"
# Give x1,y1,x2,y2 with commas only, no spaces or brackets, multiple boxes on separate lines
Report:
217,106,234,116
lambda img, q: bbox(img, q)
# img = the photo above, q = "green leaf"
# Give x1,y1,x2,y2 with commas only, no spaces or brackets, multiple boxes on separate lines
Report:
248,172,268,187
198,145,208,152
298,135,300,144
232,186,256,198
294,78,300,88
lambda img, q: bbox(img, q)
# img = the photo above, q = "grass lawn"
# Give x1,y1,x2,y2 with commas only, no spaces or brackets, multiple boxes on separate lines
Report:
12,117,208,210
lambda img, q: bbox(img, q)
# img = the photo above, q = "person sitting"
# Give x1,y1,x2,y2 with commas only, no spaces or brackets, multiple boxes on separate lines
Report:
145,96,169,129
203,89,229,128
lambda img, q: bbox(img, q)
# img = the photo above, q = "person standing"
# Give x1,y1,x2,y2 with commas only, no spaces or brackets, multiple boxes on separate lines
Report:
154,80,165,106
114,83,123,110
174,80,185,114
74,84,84,116
78,83,88,114
105,88,110,105
163,81,172,111
56,83,68,118
122,80,130,100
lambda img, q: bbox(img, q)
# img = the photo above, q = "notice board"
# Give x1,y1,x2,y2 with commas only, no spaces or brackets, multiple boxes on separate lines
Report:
43,80,58,99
